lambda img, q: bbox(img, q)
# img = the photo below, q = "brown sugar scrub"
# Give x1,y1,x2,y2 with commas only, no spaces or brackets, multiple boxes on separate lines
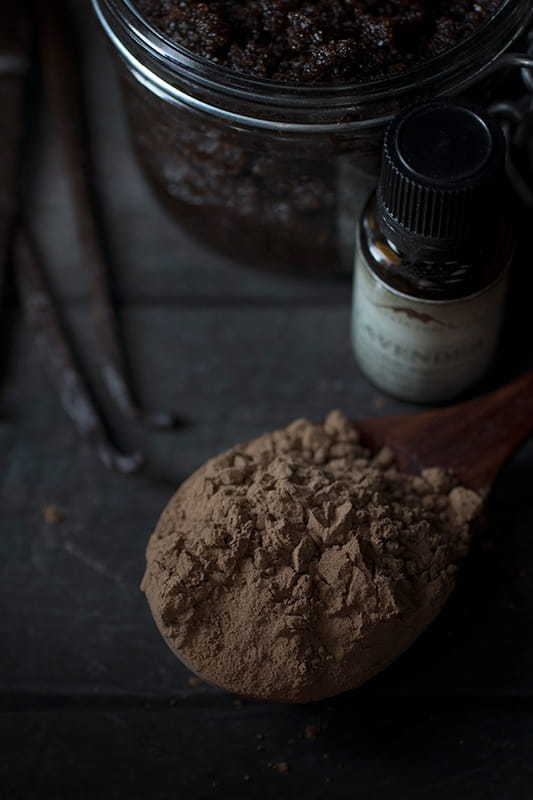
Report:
142,412,482,703
124,0,505,278
136,0,501,83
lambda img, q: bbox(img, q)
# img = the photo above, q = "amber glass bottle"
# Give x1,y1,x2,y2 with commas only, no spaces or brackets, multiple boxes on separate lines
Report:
352,99,515,404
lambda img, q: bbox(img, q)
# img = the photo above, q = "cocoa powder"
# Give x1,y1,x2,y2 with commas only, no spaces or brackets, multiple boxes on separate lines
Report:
141,411,482,702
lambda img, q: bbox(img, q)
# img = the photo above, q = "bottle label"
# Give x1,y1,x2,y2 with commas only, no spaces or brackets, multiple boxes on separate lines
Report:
352,251,509,403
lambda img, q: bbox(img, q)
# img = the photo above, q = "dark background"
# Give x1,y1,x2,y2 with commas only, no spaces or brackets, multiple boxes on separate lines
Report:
1,3,532,798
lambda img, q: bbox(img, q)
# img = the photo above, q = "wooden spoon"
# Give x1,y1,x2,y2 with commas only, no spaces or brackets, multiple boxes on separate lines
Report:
355,370,533,496
145,371,533,701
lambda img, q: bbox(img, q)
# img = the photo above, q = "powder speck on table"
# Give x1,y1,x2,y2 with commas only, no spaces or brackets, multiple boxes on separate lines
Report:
142,411,482,703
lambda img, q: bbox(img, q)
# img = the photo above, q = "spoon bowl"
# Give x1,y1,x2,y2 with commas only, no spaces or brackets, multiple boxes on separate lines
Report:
149,371,533,700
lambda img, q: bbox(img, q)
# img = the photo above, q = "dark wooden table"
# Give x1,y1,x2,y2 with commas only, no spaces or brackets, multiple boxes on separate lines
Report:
2,5,533,798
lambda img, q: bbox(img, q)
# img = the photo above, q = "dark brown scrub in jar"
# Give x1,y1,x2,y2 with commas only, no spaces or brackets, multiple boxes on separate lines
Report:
135,0,502,82
93,0,531,276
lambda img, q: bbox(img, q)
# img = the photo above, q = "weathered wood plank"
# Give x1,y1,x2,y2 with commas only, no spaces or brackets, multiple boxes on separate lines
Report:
2,3,533,798
2,701,532,799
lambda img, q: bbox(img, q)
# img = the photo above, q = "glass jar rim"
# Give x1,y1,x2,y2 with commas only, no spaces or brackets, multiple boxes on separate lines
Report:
94,0,532,129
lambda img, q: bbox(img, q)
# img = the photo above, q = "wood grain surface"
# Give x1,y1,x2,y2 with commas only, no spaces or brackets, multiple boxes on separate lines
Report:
1,3,533,798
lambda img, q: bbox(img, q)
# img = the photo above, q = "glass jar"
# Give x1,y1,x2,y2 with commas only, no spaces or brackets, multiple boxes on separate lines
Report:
92,0,531,277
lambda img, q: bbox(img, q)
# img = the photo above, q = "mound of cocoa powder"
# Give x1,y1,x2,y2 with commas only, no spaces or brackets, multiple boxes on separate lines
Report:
136,0,501,82
142,411,482,703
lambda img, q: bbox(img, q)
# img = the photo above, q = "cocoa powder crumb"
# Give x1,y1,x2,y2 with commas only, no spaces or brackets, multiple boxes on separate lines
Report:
187,676,203,689
304,723,321,741
142,411,481,703
274,762,289,774
41,505,64,525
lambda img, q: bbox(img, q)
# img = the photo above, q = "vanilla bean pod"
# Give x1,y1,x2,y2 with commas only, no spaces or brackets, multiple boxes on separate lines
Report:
15,229,144,474
0,2,31,301
40,0,176,429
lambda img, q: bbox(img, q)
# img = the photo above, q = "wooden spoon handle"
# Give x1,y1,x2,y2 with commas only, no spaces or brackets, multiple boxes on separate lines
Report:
358,370,533,494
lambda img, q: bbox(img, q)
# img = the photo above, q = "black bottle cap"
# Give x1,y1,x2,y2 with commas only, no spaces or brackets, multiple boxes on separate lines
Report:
376,98,507,261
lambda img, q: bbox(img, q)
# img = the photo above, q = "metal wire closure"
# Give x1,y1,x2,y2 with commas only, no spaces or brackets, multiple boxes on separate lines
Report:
489,32,533,208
